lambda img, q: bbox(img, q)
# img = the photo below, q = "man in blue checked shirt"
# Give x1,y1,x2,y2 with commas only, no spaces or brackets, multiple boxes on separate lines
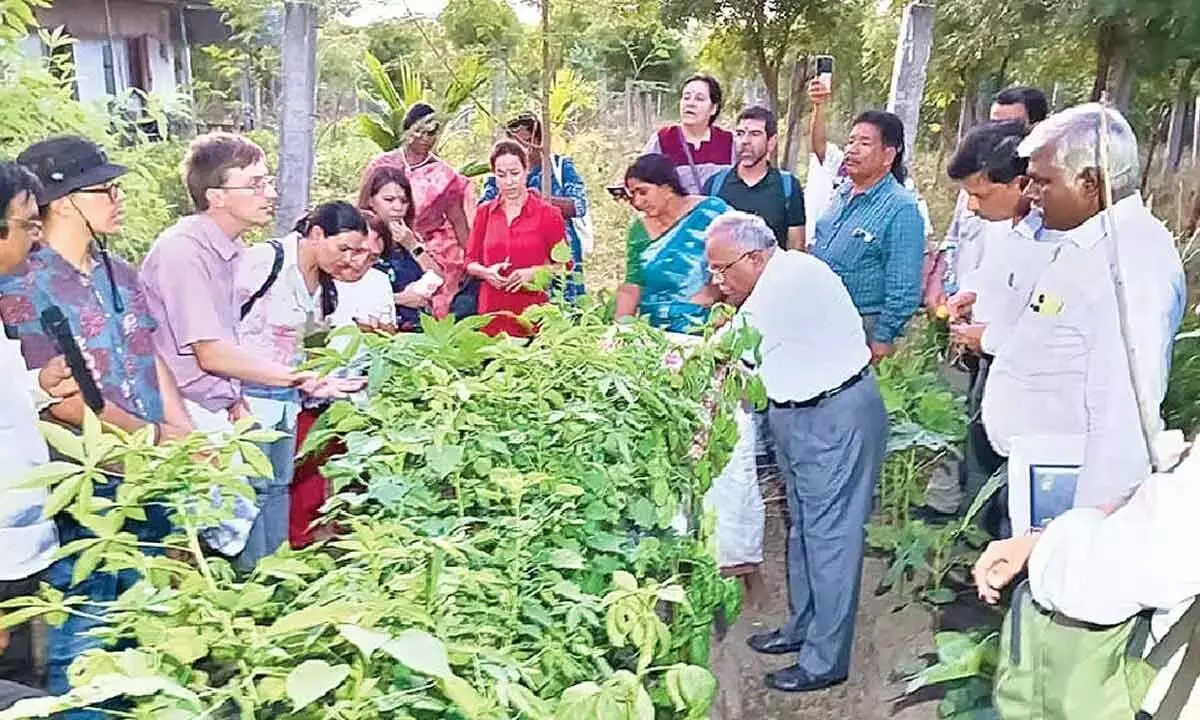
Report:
481,113,590,302
810,110,926,364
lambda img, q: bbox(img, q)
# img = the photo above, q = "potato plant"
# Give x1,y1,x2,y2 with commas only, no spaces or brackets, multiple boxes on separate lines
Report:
0,301,758,719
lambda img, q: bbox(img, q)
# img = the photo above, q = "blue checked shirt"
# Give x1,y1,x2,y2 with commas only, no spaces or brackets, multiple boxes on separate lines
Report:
811,174,926,344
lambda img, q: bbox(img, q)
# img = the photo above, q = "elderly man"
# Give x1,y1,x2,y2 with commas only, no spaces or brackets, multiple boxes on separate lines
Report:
706,211,888,692
983,103,1186,520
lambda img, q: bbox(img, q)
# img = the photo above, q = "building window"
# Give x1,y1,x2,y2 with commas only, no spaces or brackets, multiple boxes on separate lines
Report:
101,42,117,95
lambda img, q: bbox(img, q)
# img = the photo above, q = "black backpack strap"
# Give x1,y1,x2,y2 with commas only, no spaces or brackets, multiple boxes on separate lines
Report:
1155,620,1200,719
1145,599,1200,669
240,240,284,321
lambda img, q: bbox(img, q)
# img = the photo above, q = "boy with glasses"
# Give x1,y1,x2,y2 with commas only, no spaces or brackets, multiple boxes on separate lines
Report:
0,136,196,706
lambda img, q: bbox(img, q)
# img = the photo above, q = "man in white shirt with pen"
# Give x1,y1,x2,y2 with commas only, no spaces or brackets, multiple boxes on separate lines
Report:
0,161,87,692
983,103,1187,518
705,211,888,693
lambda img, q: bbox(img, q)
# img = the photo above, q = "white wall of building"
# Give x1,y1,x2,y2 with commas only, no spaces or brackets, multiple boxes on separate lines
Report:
147,36,176,96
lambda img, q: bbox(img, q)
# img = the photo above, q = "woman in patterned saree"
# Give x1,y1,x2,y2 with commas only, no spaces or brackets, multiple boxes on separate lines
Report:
361,102,472,318
615,153,729,333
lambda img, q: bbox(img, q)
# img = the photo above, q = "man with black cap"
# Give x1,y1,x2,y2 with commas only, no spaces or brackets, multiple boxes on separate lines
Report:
0,135,194,701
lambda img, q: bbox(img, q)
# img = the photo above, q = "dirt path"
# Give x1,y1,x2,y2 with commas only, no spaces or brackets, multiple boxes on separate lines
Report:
709,510,941,720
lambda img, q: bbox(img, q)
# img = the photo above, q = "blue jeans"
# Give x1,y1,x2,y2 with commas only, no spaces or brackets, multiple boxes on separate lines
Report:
46,479,170,716
233,404,297,573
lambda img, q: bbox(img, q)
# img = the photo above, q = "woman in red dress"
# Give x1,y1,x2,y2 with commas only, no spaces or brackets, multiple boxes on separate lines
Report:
465,140,566,337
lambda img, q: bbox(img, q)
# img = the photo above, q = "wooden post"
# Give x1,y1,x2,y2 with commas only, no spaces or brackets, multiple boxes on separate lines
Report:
781,56,809,172
624,78,634,132
885,2,935,166
540,0,552,198
275,1,317,235
1192,94,1200,167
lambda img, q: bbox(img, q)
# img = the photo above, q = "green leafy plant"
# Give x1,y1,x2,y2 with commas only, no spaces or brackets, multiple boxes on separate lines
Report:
1,304,753,719
901,630,1000,719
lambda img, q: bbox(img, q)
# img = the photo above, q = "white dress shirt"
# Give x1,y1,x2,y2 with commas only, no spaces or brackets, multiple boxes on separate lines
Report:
738,249,871,403
956,213,1058,355
1029,450,1200,716
982,193,1186,506
946,190,988,285
0,332,58,580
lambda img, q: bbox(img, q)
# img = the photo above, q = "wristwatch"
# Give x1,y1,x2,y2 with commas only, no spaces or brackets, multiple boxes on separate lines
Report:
411,245,426,258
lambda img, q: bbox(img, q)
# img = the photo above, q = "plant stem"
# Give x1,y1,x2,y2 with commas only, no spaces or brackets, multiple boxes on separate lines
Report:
186,524,217,592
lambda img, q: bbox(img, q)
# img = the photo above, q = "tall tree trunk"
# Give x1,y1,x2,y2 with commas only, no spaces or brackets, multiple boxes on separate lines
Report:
1166,59,1200,174
1091,19,1134,110
275,1,318,236
886,2,936,163
540,0,552,198
781,55,810,172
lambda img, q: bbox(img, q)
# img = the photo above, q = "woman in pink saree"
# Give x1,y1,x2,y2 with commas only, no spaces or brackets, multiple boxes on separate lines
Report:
362,102,473,318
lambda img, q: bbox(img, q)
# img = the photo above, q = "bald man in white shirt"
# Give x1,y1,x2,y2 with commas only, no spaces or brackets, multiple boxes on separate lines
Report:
706,211,888,692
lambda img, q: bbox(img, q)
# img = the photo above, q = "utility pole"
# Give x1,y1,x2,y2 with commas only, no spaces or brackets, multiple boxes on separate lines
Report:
276,1,318,235
886,2,935,166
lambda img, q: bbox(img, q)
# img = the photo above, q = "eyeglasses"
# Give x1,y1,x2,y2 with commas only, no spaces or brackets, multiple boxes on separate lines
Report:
708,249,757,277
217,175,276,194
75,182,123,201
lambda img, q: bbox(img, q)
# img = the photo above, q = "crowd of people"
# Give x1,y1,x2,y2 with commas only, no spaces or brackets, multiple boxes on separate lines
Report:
0,65,1195,714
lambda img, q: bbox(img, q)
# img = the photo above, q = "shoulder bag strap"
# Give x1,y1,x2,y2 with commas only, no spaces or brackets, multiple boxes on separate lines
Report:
240,239,285,321
677,126,704,192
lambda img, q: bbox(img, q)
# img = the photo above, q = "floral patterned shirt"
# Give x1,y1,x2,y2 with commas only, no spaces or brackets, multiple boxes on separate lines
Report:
0,244,165,424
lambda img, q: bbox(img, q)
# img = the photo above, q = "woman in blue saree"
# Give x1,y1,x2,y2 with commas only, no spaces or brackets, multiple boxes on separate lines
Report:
615,153,729,332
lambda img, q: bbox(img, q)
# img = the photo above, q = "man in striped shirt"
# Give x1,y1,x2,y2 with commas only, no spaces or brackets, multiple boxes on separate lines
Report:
810,111,926,363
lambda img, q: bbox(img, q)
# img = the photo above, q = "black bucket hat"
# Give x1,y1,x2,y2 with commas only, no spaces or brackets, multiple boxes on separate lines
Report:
17,136,127,207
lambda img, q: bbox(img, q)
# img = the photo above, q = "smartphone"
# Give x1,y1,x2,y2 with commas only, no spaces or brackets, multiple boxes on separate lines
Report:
606,183,630,201
40,305,106,413
816,55,834,91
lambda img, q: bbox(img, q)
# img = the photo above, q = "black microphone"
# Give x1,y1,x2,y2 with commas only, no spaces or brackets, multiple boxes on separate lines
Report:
39,306,105,413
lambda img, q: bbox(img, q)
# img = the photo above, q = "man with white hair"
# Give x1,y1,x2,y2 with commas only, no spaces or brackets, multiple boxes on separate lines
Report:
705,211,889,692
983,102,1187,519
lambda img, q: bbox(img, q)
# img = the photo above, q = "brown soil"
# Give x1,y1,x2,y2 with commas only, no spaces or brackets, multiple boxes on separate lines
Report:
709,506,943,720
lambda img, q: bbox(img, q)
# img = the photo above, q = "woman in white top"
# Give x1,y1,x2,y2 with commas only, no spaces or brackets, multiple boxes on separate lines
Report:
233,201,368,562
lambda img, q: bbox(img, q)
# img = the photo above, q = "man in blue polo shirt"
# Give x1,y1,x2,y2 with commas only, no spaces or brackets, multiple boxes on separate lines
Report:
810,111,925,363
704,106,806,250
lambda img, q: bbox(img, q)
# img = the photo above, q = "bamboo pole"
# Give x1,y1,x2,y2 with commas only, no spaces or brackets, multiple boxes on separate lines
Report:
1097,96,1161,471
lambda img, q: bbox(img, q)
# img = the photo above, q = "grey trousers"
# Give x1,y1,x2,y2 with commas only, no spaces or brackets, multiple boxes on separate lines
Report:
768,373,889,680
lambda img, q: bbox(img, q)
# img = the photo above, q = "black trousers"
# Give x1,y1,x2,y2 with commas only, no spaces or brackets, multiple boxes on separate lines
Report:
961,354,1007,536
0,574,42,689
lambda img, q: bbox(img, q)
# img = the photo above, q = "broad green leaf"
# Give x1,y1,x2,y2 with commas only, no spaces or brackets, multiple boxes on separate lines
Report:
267,601,358,636
39,421,84,461
657,585,686,604
550,240,573,265
381,628,453,679
548,548,586,570
164,627,208,665
285,660,350,711
611,571,638,592
17,461,83,490
339,624,391,659
425,445,464,479
438,674,489,719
